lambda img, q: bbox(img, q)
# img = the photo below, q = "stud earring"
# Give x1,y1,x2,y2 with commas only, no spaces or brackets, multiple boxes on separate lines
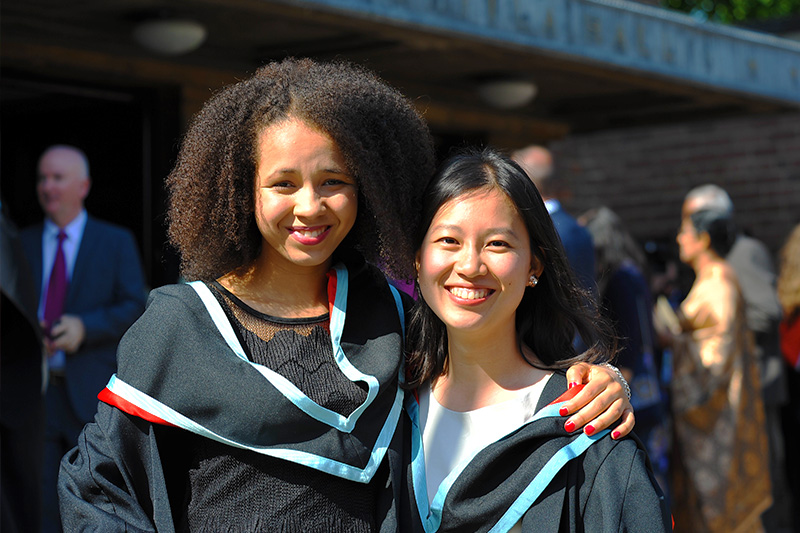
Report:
527,275,538,288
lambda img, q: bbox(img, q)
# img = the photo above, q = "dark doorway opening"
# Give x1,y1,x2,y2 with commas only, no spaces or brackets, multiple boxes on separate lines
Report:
0,72,181,288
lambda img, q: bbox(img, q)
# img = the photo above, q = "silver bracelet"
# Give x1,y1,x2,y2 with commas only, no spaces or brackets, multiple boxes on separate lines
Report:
601,363,631,400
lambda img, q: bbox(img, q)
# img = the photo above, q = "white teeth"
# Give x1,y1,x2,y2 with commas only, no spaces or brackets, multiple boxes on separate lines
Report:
294,228,325,238
449,287,489,300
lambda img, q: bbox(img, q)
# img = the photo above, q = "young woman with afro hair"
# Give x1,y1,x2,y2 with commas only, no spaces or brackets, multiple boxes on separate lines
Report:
59,58,635,532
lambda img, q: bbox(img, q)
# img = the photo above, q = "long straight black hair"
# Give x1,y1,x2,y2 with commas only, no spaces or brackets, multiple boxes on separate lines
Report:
404,147,615,388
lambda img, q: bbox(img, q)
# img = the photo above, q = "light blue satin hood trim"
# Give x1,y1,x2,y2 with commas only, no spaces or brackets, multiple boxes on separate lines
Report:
106,374,403,483
407,395,609,532
105,263,406,484
189,263,377,433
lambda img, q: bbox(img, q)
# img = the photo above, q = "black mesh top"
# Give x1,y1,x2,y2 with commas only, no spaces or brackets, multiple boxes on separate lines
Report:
174,282,379,532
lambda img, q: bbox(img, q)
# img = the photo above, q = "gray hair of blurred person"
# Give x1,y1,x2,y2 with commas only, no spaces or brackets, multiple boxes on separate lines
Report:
511,145,556,198
683,184,734,217
579,206,647,295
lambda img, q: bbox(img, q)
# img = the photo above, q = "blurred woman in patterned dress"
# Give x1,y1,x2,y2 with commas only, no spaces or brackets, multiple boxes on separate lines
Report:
665,206,771,533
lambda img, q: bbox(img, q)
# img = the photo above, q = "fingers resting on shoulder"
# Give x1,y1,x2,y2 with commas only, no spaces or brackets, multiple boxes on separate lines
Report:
560,362,635,440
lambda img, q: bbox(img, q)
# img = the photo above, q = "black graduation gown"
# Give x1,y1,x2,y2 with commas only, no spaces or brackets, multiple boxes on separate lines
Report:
404,373,672,533
58,257,411,532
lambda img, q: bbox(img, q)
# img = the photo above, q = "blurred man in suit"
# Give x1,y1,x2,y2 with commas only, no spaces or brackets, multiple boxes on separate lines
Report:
20,145,147,532
513,145,595,294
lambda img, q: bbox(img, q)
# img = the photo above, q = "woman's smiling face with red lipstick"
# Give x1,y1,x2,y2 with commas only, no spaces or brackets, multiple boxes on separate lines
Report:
253,118,358,272
417,187,542,337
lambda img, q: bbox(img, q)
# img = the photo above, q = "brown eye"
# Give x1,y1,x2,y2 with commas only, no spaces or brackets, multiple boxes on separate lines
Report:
437,237,458,245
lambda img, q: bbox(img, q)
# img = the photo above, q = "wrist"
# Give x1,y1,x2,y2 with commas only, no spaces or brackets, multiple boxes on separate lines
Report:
601,362,631,400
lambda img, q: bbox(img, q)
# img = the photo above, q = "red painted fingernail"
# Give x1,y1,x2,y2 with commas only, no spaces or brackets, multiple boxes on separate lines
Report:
585,424,595,436
568,382,580,389
559,406,569,416
612,431,621,439
564,420,576,432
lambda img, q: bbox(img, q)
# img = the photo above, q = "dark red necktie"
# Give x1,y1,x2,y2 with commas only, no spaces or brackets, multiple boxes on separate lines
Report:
43,230,68,335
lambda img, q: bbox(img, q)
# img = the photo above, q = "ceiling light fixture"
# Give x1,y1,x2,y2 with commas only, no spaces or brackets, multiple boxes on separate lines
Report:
132,18,207,55
478,79,538,109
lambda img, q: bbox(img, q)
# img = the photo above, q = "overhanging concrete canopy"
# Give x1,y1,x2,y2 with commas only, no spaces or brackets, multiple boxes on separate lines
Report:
2,0,799,140
293,0,800,105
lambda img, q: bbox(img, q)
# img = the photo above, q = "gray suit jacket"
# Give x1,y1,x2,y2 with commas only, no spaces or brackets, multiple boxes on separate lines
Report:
21,215,147,422
727,233,786,404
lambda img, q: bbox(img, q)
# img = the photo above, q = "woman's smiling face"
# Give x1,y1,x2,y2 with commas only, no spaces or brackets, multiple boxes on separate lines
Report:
253,118,358,273
416,187,542,339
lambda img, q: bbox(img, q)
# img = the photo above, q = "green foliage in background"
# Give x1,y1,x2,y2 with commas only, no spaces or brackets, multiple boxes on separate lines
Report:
663,0,800,23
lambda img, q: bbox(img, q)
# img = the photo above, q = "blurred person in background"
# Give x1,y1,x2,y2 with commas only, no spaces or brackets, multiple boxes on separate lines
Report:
20,145,147,533
512,145,595,297
777,222,800,532
664,204,771,532
1,202,46,533
683,184,791,532
579,206,670,497
777,222,800,372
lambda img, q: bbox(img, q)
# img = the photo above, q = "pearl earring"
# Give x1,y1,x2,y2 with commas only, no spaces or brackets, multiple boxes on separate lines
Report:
527,275,538,288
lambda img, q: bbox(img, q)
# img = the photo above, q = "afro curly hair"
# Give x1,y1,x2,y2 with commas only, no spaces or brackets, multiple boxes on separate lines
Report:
166,57,435,281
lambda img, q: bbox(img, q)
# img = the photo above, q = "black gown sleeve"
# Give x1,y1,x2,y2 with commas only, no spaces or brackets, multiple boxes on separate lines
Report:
57,287,194,532
581,437,671,533
59,401,177,533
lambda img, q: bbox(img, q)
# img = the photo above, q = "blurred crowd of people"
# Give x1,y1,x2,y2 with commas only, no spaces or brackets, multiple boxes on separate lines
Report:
512,143,800,533
560,160,798,532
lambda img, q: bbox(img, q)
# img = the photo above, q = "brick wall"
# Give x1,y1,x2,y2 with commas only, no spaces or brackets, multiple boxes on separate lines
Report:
549,112,800,257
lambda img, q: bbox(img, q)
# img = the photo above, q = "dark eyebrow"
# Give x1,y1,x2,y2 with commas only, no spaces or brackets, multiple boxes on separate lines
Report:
428,223,462,233
429,223,520,239
271,168,348,175
484,228,520,239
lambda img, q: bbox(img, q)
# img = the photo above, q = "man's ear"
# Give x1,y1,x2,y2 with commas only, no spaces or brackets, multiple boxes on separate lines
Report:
80,178,91,200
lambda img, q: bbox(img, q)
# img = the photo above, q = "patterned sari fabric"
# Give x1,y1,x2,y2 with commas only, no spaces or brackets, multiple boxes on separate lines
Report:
670,261,772,533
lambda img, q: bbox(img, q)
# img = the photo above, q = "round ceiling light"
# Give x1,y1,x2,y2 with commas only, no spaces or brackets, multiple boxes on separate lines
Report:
477,79,538,109
133,18,207,55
